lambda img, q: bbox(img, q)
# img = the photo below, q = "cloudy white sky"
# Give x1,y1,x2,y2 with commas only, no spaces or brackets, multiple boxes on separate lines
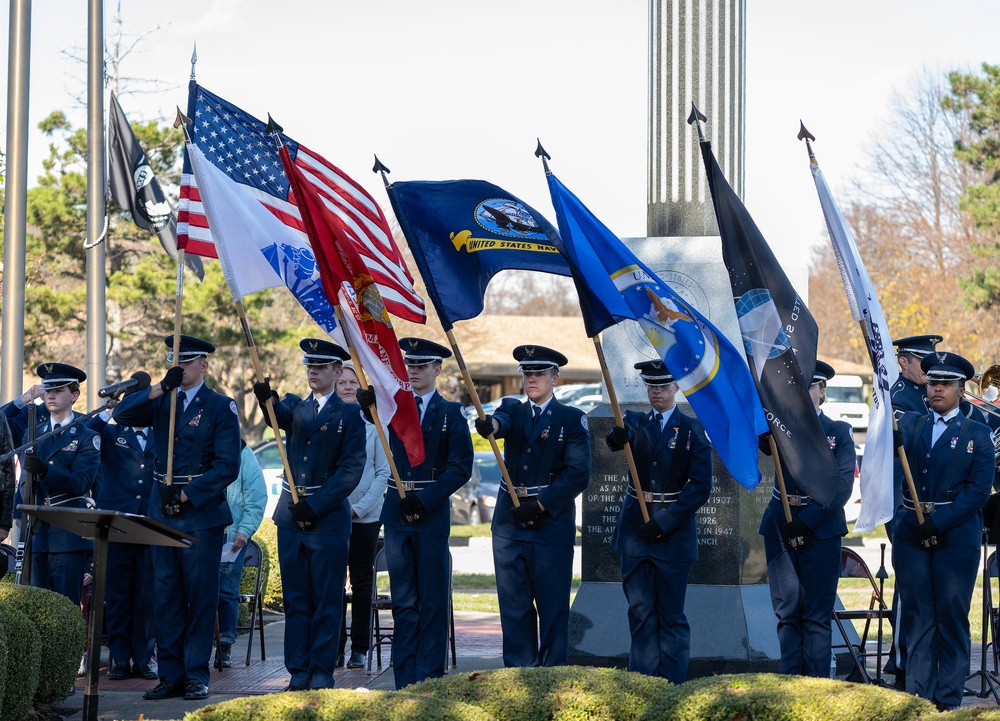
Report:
3,1,998,271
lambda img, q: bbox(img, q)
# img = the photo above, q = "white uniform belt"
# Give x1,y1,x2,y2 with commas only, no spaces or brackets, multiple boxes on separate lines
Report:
282,482,323,497
626,485,680,503
398,479,435,491
903,499,952,513
513,485,542,498
772,489,811,506
153,471,200,485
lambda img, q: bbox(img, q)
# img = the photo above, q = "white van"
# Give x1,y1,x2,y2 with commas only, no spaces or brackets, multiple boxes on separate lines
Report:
823,374,869,431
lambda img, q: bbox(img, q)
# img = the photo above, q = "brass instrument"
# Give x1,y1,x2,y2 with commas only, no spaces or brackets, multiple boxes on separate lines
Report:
966,365,1000,466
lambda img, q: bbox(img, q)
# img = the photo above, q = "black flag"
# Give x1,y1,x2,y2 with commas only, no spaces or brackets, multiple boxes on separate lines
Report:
107,92,204,280
700,140,840,506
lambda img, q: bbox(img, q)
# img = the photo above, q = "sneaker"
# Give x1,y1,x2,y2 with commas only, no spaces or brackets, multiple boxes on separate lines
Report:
218,644,232,669
347,651,367,669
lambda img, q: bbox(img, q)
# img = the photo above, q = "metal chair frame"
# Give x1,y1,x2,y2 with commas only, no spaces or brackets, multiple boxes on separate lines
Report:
831,546,891,683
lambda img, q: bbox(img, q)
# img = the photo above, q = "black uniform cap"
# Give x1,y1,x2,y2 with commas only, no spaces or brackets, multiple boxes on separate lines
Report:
634,360,675,386
399,337,452,367
164,335,216,363
812,360,836,385
920,351,975,382
513,345,568,373
892,334,943,358
36,362,86,390
300,338,350,366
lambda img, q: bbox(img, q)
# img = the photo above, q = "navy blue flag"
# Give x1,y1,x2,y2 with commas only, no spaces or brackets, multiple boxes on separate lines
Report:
387,179,612,332
700,141,840,505
544,170,767,490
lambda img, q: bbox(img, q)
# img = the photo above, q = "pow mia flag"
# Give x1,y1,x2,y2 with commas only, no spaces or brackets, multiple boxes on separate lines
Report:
107,92,203,280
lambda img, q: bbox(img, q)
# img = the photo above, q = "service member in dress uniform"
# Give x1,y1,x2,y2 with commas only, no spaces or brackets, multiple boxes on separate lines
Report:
114,336,241,701
89,375,158,680
2,363,100,605
475,345,591,667
605,360,712,683
891,351,994,711
252,338,366,691
0,413,16,543
890,335,942,417
759,361,855,677
358,338,472,687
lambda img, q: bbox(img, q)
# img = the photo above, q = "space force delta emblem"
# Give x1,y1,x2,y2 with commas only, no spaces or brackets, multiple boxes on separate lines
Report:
449,198,561,255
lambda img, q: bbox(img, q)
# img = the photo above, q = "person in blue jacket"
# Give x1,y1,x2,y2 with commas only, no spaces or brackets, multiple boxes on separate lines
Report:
605,360,712,683
759,360,855,678
891,351,994,711
358,337,472,688
475,345,591,667
2,362,100,606
252,338,366,691
113,335,241,702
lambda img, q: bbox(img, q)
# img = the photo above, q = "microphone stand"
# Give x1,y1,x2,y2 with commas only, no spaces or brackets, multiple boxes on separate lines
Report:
1,398,117,463
876,543,889,685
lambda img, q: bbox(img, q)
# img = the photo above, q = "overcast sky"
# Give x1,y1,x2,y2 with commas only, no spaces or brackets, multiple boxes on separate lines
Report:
3,1,998,272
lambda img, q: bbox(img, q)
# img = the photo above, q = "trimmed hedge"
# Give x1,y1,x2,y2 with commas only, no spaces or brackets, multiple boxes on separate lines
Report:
0,601,41,721
408,667,672,721
182,688,495,721
0,584,84,705
254,520,283,611
640,673,934,721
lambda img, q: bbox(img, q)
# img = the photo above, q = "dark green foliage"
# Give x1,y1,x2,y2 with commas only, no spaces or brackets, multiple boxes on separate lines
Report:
254,520,283,611
181,688,495,721
408,666,672,721
639,673,934,721
0,584,84,705
236,534,271,627
0,601,42,721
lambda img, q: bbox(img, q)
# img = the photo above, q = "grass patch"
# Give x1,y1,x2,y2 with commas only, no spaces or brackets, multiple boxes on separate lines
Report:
450,524,493,538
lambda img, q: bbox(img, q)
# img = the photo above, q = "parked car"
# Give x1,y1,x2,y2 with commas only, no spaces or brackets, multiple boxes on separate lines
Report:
451,452,502,525
251,437,285,519
569,393,604,414
824,374,869,431
554,383,601,405
464,395,526,431
845,443,864,525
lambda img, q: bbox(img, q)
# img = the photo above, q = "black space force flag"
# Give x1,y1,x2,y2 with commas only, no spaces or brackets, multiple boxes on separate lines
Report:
107,92,203,279
700,141,840,506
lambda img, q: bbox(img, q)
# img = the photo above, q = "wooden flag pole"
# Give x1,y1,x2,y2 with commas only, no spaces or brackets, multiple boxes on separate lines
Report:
444,329,521,508
164,250,185,486
332,306,407,500
592,337,650,523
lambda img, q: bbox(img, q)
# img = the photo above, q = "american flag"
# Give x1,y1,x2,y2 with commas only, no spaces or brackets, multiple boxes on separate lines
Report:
177,81,426,323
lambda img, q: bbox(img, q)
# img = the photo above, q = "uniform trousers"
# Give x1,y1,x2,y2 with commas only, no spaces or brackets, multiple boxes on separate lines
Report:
764,535,840,677
152,525,224,687
492,534,573,667
277,527,348,690
339,521,382,657
32,550,88,606
620,554,693,683
105,543,154,671
384,529,450,689
893,540,979,709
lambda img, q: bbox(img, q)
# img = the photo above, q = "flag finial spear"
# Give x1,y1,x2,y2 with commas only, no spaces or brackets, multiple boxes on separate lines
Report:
687,103,708,142
372,155,391,187
534,139,551,174
797,121,818,166
190,43,198,81
173,106,192,138
265,114,284,148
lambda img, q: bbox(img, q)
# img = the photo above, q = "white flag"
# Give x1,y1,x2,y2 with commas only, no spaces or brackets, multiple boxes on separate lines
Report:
810,161,897,532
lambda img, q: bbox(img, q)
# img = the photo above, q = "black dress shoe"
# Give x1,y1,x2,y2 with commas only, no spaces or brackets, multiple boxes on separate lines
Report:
336,653,345,668
143,681,184,700
183,682,209,701
136,667,159,681
108,663,131,680
347,651,367,669
282,684,306,692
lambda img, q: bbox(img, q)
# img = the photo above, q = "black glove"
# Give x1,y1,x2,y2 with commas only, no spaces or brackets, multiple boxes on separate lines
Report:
23,454,47,478
512,497,542,528
399,493,427,525
475,415,496,439
607,425,631,449
289,500,318,528
912,516,943,549
781,517,811,551
160,366,184,393
356,387,377,410
639,518,664,542
253,378,275,405
125,371,151,397
159,483,185,518
893,428,903,448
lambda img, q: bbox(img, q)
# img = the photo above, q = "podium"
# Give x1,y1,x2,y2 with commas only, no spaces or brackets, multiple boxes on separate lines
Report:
18,505,193,721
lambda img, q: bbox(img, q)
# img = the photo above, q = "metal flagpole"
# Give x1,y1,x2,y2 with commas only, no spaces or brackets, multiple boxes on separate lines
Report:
85,0,106,409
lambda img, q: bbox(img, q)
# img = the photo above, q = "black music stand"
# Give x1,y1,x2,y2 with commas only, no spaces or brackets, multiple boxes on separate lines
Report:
967,493,1000,702
18,505,194,721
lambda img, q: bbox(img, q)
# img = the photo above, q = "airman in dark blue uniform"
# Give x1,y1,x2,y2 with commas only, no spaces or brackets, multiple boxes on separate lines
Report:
2,363,100,606
760,361,855,677
252,338,366,691
114,336,241,701
89,378,158,681
364,338,472,689
605,361,712,683
475,345,591,667
891,351,993,711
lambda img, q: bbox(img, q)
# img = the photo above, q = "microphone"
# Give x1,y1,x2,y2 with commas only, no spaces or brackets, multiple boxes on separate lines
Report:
98,371,151,398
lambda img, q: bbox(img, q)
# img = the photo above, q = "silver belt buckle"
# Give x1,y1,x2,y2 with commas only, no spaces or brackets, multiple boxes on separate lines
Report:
514,486,529,497
295,485,310,498
400,481,415,492
919,502,936,514
787,495,803,507
642,491,654,503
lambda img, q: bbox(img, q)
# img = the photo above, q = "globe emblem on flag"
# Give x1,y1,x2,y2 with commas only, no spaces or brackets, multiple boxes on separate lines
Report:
475,199,547,240
735,288,790,359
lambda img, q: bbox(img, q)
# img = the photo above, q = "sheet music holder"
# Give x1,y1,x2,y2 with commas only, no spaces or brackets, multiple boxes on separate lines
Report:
18,505,193,721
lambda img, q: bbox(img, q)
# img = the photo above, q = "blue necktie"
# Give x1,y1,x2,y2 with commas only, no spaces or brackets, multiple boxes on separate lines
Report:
651,412,663,443
176,390,187,412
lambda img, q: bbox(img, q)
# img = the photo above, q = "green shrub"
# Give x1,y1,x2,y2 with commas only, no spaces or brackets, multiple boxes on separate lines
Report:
938,711,1000,720
254,520,283,611
236,533,271,628
0,584,84,705
641,673,934,721
409,666,672,721
0,601,41,721
182,688,495,721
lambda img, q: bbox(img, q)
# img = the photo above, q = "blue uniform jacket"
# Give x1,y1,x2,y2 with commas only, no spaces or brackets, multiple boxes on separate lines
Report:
113,386,240,531
890,410,994,548
382,391,473,537
760,411,855,541
490,397,591,547
608,407,713,562
891,378,928,418
267,392,366,535
89,418,156,516
2,404,100,552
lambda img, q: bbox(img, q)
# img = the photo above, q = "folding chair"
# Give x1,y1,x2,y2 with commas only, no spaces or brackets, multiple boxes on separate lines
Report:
0,543,14,576
985,551,1000,673
832,546,891,683
215,539,267,669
